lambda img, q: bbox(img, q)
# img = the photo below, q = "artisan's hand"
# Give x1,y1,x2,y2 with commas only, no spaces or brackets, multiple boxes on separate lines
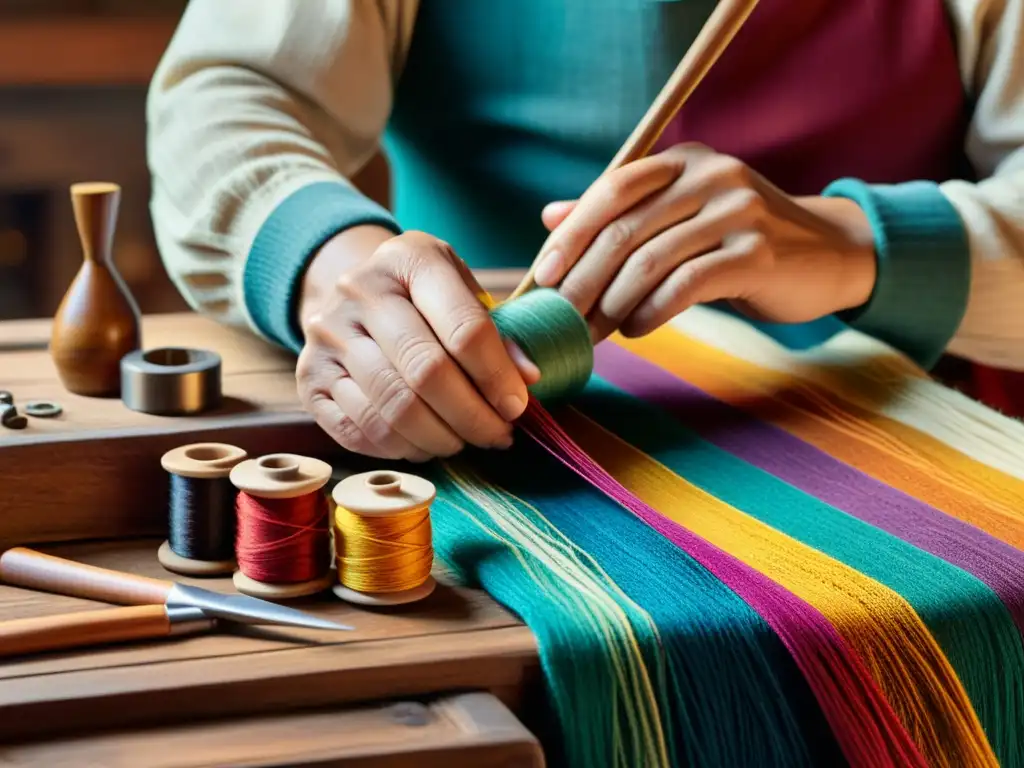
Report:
534,142,877,342
297,228,538,462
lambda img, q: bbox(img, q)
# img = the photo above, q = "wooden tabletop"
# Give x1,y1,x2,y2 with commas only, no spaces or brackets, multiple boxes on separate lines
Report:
0,539,537,743
0,309,539,747
3,313,349,547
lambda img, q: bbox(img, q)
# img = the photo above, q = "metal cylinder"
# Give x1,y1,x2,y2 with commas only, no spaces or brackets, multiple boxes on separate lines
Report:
120,347,222,416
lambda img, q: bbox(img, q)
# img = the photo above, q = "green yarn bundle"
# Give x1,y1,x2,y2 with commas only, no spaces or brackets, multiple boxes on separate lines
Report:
489,288,594,402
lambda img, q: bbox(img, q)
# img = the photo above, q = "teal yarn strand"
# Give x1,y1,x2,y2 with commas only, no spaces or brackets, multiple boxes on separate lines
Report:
490,288,594,401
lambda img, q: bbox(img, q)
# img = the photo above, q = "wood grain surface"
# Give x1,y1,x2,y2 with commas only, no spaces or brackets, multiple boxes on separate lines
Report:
2,313,348,546
0,294,539,758
0,540,537,742
2,692,545,768
0,277,524,548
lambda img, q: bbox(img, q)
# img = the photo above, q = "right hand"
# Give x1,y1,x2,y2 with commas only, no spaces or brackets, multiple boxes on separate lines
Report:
297,230,539,462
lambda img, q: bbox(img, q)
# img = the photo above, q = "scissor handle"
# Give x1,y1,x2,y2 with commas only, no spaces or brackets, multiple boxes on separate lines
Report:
0,548,174,606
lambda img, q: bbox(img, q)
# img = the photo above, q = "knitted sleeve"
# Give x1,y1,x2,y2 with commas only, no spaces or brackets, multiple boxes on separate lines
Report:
823,0,1024,371
145,0,418,350
939,0,1024,371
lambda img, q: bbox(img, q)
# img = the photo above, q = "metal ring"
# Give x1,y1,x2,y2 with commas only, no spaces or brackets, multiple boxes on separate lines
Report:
119,347,222,416
24,400,62,418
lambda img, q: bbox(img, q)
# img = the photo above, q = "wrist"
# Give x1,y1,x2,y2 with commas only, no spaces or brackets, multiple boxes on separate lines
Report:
800,196,877,312
298,224,397,333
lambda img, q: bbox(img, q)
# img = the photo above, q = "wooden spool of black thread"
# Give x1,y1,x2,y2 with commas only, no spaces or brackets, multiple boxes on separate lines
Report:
158,443,248,577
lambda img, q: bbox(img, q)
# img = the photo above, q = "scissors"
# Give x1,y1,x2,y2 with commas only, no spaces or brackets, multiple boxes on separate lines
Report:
0,548,353,659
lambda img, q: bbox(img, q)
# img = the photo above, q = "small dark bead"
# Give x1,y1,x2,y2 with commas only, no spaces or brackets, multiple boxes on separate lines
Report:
0,391,12,406
0,403,26,429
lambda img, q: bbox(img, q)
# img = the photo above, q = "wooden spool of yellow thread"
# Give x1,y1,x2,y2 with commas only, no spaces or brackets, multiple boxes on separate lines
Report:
330,470,437,606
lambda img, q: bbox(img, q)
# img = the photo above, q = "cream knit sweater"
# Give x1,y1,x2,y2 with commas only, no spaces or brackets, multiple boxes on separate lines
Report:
146,0,1024,370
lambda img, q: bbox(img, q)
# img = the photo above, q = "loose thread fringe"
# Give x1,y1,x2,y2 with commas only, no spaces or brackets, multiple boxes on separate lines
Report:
433,465,671,768
674,306,1024,482
556,400,1000,768
593,340,1024,766
515,398,928,768
627,325,1024,551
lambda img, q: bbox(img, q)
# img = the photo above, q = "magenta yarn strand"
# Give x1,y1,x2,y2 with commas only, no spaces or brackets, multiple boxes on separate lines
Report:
517,399,927,767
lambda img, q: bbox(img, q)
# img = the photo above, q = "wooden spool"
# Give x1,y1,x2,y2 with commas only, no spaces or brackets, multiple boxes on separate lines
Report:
158,442,248,577
331,470,438,607
229,453,334,600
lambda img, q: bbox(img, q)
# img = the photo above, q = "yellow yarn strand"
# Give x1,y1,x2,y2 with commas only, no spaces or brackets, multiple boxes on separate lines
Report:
333,503,434,593
558,408,998,768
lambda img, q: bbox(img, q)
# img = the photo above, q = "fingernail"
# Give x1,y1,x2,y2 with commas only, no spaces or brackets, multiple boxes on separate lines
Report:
499,394,527,421
505,341,541,384
534,250,561,285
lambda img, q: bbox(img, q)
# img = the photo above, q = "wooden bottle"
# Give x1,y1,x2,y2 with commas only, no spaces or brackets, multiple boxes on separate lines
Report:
50,182,142,397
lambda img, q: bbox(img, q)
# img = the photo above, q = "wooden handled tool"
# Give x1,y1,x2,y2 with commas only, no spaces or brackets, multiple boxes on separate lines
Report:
507,0,762,301
0,605,214,659
0,547,174,606
0,548,354,632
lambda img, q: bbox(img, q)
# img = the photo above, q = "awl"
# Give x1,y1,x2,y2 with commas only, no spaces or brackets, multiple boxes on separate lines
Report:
0,547,353,632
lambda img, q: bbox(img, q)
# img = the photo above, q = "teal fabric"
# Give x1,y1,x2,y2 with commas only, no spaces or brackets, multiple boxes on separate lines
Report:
824,178,970,368
243,0,971,367
430,441,842,768
244,181,399,352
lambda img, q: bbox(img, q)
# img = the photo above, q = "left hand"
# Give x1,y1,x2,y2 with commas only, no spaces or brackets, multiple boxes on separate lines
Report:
533,142,878,342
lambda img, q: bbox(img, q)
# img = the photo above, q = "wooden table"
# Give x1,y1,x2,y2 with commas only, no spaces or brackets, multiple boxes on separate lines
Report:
0,312,545,766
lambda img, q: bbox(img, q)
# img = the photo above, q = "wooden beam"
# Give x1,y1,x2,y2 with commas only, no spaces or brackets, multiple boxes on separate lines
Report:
0,17,178,87
2,692,545,768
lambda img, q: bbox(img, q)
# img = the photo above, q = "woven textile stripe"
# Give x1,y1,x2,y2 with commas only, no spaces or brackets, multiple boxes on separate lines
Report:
596,340,1024,637
554,398,1001,768
661,312,1024,546
430,465,670,768
424,306,1024,768
443,403,927,767
573,373,1023,766
436,450,839,767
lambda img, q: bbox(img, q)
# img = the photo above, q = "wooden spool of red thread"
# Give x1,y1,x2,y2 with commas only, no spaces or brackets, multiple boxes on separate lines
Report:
229,453,335,600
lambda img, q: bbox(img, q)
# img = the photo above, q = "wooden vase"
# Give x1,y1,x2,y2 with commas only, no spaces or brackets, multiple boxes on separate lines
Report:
50,182,142,397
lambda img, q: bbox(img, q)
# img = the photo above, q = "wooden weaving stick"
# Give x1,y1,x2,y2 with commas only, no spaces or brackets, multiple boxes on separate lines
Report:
507,0,762,302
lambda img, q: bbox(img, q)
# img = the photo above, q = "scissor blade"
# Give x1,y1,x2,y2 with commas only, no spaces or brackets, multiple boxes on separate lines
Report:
166,583,354,632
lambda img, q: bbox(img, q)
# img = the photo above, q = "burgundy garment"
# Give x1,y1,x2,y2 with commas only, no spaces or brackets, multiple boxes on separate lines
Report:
655,0,1024,417
655,0,968,192
966,365,1024,419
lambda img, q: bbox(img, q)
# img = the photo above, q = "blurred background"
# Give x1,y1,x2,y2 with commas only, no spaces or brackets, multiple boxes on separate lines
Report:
0,0,187,320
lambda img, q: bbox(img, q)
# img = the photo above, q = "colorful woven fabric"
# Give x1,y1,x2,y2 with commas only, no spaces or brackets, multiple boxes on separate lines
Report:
427,305,1024,768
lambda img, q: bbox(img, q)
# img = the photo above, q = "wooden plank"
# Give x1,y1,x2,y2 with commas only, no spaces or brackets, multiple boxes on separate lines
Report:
0,540,537,741
0,279,526,546
2,692,545,768
0,541,522,679
1,314,335,545
0,17,178,87
0,298,542,749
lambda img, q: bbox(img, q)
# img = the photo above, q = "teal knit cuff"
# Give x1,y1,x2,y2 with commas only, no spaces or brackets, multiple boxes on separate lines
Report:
822,178,970,370
243,181,401,354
